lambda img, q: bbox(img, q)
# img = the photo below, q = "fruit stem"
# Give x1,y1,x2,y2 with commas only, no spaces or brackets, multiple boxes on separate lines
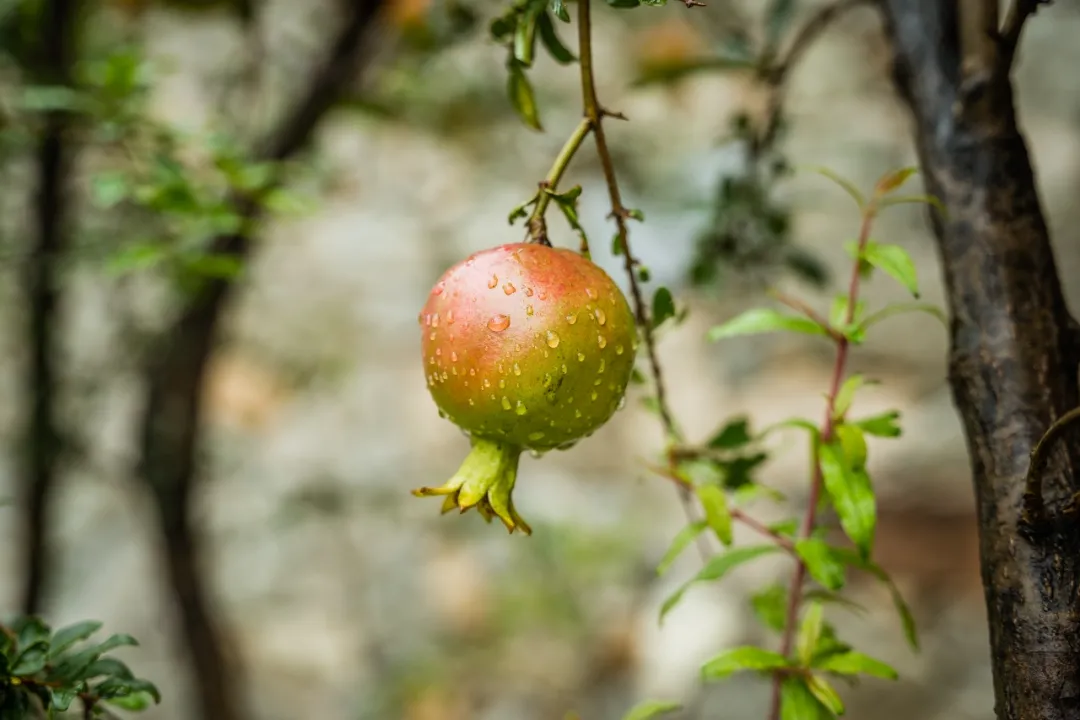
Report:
412,436,532,535
527,117,594,247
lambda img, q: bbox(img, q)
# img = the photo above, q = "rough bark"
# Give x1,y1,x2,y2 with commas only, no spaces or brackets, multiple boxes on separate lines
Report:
136,2,384,718
21,0,79,616
877,1,1080,718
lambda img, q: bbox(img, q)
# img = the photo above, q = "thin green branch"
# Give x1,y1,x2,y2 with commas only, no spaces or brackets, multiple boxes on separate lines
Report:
527,117,593,246
767,202,877,720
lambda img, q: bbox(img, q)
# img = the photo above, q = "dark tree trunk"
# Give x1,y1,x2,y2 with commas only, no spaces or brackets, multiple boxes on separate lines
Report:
878,1,1080,718
21,0,79,616
135,2,384,718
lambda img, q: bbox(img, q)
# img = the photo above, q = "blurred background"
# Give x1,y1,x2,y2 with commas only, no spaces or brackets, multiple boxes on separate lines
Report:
2,0,1080,718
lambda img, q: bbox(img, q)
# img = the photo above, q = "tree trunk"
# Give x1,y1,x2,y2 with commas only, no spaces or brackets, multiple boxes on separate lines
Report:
878,1,1080,718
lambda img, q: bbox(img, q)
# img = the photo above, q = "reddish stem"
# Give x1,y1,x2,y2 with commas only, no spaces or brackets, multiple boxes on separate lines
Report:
766,204,876,719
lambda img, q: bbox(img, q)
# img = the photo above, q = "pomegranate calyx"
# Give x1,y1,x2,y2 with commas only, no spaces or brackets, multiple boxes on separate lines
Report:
412,437,532,535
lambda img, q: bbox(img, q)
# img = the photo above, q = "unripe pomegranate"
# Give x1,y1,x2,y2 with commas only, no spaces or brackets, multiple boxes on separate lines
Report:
414,243,639,534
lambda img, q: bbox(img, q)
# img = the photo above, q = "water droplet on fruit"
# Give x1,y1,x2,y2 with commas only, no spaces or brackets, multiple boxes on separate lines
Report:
490,394,496,401
537,289,548,300
428,357,435,366
529,431,545,441
561,363,568,374
543,373,553,388
469,368,476,376
528,449,543,459
499,379,506,389
526,305,534,316
546,331,560,348
617,396,627,410
598,359,606,373
468,398,475,406
441,372,448,381
513,363,521,376
429,332,436,340
488,314,511,332
545,391,557,404
503,282,517,295
615,345,624,355
524,287,534,297
590,391,598,401
431,312,440,328
594,378,602,386
446,310,455,325
438,409,447,418
488,274,498,289
451,367,458,375
433,284,444,295
483,379,491,388
450,351,458,362
566,313,577,325
577,353,585,362
598,335,607,349
515,401,527,416
574,409,582,418
585,288,597,299
501,396,511,410
435,348,442,356
595,308,606,325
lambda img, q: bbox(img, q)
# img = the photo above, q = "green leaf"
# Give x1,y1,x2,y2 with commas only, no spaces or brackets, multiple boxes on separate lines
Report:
660,545,783,622
818,439,875,558
700,646,789,681
508,198,533,225
507,62,542,130
19,85,85,112
550,185,587,242
605,0,641,7
83,657,136,680
858,301,947,334
50,621,103,658
805,165,866,211
797,602,825,665
832,375,866,420
261,188,316,216
707,308,829,341
795,538,846,591
751,584,788,632
874,166,918,195
876,193,946,215
11,643,48,676
696,484,733,546
49,687,78,711
513,2,541,66
105,689,159,710
815,650,898,680
657,520,707,576
626,208,645,221
760,417,819,439
652,287,676,328
621,699,682,720
852,410,902,438
708,417,752,449
107,244,165,275
50,634,139,682
633,56,757,87
806,675,845,715
14,617,51,650
803,589,866,616
549,0,570,22
186,253,244,279
537,11,575,63
828,295,865,330
848,241,919,298
835,424,868,471
780,676,832,720
638,265,652,282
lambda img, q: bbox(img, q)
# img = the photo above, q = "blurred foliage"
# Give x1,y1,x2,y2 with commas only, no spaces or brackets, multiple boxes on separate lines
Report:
0,617,160,717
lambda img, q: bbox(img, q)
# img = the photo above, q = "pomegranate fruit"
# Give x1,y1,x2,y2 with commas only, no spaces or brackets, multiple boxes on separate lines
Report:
414,243,638,534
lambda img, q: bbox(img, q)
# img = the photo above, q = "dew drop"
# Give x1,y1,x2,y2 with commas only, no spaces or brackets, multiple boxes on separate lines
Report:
598,335,607,349
515,401,528,416
483,379,491,388
503,282,517,295
594,378,602,386
469,368,476,376
546,331,560,348
566,313,577,325
585,288,597,299
440,372,448,381
574,409,582,418
490,394,496,401
468,398,475,406
499,379,506,389
431,312,440,328
615,344,625,355
537,288,548,300
599,359,606,373
549,420,556,427
543,373,553,388
433,284,444,295
501,396,512,410
446,310,455,325
435,348,442,356
545,391,558,404
561,363,568,374
438,409,447,419
428,357,435,366
595,308,606,325
488,274,498,289
617,395,627,410
513,363,522,376
590,391,598,401
488,314,511,332
524,286,534,297
529,431,545,441
528,449,543,459
429,332,436,340
526,305,534,316
450,351,458,362
451,367,458,375
577,353,585,362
